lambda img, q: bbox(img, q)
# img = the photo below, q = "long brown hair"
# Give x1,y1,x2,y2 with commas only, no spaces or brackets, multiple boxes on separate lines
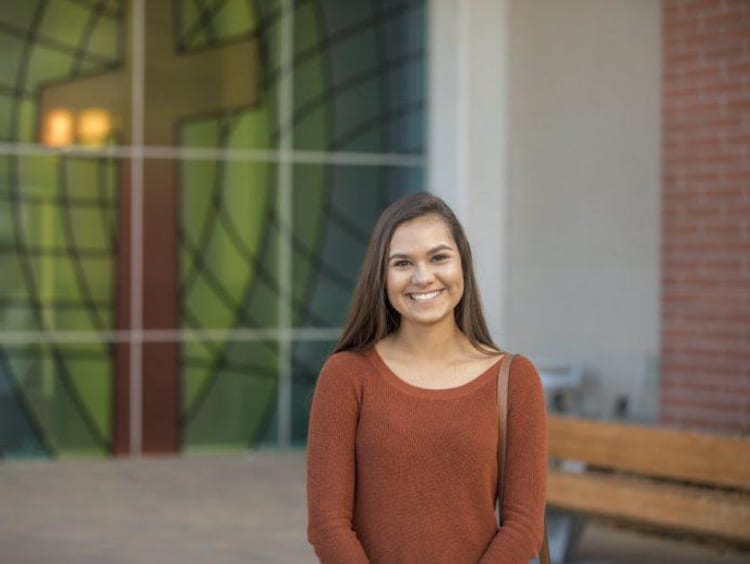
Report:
333,192,499,353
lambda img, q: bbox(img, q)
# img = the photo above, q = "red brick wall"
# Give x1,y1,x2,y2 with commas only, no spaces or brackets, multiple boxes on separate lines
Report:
661,0,750,433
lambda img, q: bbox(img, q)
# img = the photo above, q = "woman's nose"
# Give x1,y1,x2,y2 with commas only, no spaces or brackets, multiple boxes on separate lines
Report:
412,264,434,284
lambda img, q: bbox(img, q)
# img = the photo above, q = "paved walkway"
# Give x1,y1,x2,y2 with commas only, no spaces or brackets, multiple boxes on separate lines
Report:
0,452,746,564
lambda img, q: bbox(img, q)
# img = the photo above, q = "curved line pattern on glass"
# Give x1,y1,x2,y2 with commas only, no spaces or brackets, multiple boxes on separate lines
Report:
0,350,52,457
58,156,108,332
0,0,121,456
0,0,425,455
70,0,111,75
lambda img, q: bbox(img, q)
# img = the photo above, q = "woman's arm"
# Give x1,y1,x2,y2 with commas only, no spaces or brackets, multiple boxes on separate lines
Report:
307,353,370,563
479,355,548,564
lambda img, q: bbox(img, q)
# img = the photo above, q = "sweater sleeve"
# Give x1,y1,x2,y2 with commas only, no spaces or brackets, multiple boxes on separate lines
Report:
479,355,548,564
307,353,370,563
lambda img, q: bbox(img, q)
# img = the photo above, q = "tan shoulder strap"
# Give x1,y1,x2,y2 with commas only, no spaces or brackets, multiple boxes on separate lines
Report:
496,353,513,524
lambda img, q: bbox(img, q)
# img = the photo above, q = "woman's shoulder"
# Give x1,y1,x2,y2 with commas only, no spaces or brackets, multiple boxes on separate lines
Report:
324,348,371,369
507,353,545,398
312,350,373,404
318,348,374,384
508,352,537,372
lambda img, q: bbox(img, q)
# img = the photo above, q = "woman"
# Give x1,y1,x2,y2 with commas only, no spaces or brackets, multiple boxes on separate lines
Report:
307,193,547,563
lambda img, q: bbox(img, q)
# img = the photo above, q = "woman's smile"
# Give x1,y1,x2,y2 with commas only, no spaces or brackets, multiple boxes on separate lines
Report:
408,288,445,302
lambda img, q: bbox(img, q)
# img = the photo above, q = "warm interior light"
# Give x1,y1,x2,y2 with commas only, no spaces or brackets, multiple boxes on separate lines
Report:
42,109,74,147
78,108,112,146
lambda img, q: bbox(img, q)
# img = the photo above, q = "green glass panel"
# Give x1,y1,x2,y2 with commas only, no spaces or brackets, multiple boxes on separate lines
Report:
0,254,28,301
65,157,101,198
69,206,112,249
179,0,204,45
291,164,326,322
0,189,12,234
179,245,193,285
182,338,213,409
338,127,382,153
294,104,328,150
85,14,119,61
16,155,56,198
184,275,235,328
180,156,274,334
0,34,24,90
38,0,90,48
262,3,281,81
76,256,113,301
182,340,278,450
5,154,117,332
179,159,217,256
105,0,122,13
16,98,36,143
212,0,256,38
324,1,373,36
26,45,74,89
226,110,270,148
293,54,326,116
7,344,110,457
294,2,320,53
330,28,378,86
221,160,269,253
180,105,271,149
78,57,107,74
0,94,15,141
0,0,43,29
181,120,220,147
335,76,382,136
34,255,81,303
0,154,9,192
67,349,111,442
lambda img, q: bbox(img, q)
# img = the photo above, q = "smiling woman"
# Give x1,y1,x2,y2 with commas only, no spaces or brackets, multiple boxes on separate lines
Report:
306,193,548,563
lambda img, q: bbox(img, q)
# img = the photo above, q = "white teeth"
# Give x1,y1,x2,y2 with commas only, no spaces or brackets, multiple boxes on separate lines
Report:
410,290,442,301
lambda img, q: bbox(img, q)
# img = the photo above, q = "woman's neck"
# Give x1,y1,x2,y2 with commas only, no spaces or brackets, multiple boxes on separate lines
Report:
384,319,471,363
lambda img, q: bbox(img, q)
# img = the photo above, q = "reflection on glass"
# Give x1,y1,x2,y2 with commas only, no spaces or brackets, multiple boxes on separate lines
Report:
292,0,426,153
41,108,74,147
181,339,279,451
179,158,277,332
0,342,113,458
292,339,337,444
0,1,125,144
292,164,424,328
77,108,112,146
0,154,118,333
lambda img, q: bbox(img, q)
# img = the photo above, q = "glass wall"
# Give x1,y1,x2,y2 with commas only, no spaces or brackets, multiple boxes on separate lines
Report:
0,0,426,457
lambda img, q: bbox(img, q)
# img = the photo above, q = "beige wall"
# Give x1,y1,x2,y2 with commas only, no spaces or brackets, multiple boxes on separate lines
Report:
507,1,661,417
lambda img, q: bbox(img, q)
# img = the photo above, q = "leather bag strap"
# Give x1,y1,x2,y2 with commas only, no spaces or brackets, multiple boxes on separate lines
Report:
496,353,512,523
497,354,551,564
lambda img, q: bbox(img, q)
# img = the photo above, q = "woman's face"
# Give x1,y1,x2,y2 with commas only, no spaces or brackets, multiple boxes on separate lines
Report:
385,214,464,329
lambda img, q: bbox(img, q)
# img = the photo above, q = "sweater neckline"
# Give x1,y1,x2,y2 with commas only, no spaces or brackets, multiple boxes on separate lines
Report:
366,347,503,400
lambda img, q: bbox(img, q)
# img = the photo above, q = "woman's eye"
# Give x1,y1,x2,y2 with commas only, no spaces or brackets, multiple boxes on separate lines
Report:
394,260,410,268
431,254,448,262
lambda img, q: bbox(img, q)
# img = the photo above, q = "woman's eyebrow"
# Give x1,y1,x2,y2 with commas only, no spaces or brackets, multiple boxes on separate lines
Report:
427,244,453,254
387,244,454,261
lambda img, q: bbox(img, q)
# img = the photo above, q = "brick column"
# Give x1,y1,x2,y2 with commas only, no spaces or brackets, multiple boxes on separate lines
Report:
661,0,750,433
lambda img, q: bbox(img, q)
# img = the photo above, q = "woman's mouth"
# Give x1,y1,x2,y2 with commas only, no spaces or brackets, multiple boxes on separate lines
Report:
408,289,444,302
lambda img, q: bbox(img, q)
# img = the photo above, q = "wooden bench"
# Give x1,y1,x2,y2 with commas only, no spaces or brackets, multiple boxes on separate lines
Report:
546,415,750,547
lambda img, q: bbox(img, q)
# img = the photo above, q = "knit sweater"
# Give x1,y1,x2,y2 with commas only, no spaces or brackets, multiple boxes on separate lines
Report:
306,348,547,564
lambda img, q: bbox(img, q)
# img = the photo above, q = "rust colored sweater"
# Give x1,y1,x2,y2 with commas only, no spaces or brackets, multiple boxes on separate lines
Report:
307,348,547,564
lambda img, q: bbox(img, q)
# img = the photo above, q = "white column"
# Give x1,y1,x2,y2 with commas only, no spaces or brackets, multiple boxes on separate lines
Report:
428,0,511,345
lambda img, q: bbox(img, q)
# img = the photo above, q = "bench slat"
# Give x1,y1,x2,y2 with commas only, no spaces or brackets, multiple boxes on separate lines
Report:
547,469,750,543
548,415,750,490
